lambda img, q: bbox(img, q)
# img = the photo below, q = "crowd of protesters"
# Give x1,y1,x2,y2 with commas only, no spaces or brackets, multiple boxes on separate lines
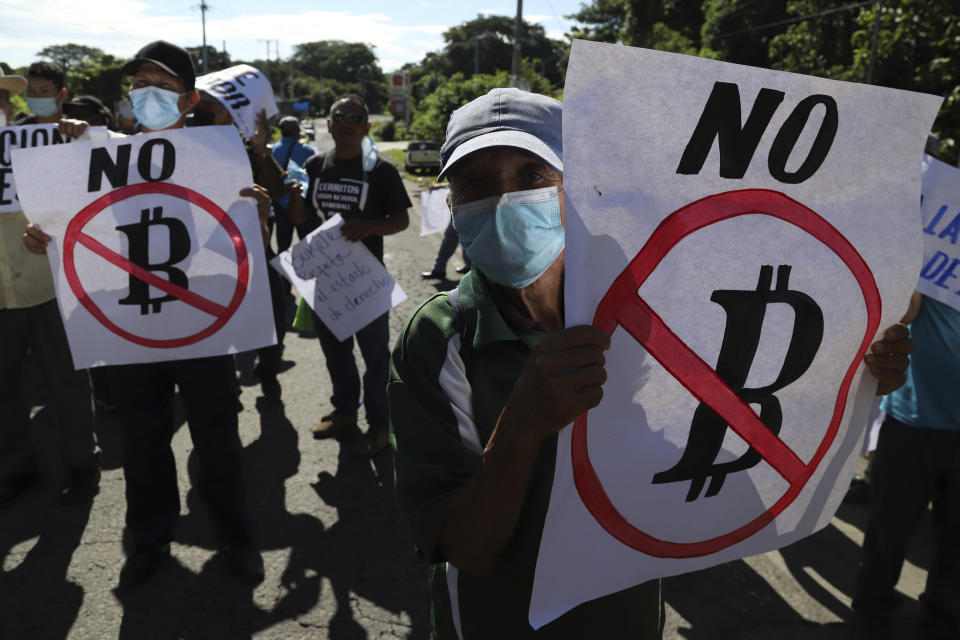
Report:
1,38,955,640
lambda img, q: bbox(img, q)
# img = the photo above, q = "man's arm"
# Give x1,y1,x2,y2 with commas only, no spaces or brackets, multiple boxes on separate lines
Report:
438,326,610,575
249,109,285,200
341,209,409,242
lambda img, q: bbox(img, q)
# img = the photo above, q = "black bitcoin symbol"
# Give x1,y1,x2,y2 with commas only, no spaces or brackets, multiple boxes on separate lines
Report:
652,264,823,501
117,206,191,314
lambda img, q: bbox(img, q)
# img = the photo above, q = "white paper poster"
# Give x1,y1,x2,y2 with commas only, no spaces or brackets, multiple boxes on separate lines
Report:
0,124,106,214
12,126,276,368
195,65,278,139
419,185,451,236
917,155,960,310
530,40,943,627
271,214,406,341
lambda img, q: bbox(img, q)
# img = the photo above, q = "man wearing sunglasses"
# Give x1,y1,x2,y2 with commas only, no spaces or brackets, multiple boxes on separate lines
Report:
287,94,410,457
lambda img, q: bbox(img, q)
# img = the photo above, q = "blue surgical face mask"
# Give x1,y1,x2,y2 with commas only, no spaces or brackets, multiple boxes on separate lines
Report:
130,86,185,130
27,96,59,118
452,186,565,288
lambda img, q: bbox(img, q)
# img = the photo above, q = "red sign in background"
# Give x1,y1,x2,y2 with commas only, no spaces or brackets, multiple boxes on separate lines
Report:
571,189,881,558
63,182,249,349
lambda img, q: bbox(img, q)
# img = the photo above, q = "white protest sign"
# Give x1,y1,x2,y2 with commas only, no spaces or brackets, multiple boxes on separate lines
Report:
917,155,960,310
530,40,943,627
1,124,106,214
196,65,278,139
12,125,276,368
271,214,406,341
419,185,451,236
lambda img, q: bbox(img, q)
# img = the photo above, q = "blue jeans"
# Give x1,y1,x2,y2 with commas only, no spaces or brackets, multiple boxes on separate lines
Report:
314,311,390,433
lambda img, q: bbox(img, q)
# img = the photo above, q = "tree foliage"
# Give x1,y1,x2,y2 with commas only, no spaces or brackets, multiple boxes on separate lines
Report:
568,0,960,163
187,46,233,74
288,40,388,112
408,71,515,141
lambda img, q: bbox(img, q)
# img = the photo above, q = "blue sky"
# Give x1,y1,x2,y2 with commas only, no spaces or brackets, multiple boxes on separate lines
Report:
1,0,587,72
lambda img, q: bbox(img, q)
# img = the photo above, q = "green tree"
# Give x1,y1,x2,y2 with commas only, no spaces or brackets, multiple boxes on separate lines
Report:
438,15,567,86
408,71,514,141
186,46,232,74
567,0,629,43
768,0,960,163
36,43,104,74
289,41,388,112
699,0,788,66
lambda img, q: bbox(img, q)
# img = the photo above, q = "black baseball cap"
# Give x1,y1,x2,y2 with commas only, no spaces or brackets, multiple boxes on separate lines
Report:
122,41,196,91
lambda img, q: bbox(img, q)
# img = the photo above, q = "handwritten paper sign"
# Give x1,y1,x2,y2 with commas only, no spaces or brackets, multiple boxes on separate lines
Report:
917,154,960,311
529,40,943,627
1,124,105,214
271,214,406,341
12,125,276,368
419,185,450,236
196,64,278,139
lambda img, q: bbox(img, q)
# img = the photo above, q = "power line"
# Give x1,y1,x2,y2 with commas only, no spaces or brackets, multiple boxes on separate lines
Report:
714,0,874,40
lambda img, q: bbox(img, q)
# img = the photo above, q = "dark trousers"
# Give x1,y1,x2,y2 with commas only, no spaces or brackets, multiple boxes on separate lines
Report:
0,300,96,478
432,218,470,273
272,201,314,254
255,248,288,377
854,416,960,634
314,311,390,432
108,355,251,550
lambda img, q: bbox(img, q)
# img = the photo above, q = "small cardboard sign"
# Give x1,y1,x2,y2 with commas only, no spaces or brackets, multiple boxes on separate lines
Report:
271,214,407,340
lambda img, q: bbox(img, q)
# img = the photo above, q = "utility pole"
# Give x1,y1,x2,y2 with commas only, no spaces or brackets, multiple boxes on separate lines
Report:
511,0,523,86
197,1,210,73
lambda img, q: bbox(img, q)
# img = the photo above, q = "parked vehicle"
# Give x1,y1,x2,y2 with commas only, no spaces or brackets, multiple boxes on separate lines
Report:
404,140,441,174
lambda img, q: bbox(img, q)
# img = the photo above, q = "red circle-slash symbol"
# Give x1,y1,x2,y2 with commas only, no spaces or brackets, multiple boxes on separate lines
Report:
571,188,881,558
63,182,249,349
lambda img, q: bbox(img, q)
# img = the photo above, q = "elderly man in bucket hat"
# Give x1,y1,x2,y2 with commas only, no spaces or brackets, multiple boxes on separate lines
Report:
387,87,917,639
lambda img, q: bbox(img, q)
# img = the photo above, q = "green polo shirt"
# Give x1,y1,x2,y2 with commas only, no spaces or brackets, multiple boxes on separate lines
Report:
389,271,662,639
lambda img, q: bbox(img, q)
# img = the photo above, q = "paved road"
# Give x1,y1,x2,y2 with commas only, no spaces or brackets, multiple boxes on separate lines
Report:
0,165,933,639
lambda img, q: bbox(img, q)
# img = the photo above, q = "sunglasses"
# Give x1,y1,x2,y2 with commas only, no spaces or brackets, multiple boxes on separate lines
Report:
331,111,365,124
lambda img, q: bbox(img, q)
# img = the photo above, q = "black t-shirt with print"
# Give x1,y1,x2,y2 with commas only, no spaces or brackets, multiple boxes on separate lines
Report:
303,150,411,262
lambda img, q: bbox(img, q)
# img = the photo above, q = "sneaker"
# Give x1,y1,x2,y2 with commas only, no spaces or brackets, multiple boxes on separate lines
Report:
312,412,357,439
350,430,390,457
60,465,101,505
420,269,445,280
0,472,39,508
220,543,264,583
454,264,471,274
118,543,170,589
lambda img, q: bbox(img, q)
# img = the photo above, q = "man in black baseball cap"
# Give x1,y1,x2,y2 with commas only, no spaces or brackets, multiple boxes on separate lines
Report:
26,38,265,590
122,40,196,91
62,95,112,128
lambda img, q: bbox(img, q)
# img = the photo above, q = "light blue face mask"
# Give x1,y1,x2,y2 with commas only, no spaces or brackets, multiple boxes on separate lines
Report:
130,86,184,130
27,96,59,118
452,186,565,289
